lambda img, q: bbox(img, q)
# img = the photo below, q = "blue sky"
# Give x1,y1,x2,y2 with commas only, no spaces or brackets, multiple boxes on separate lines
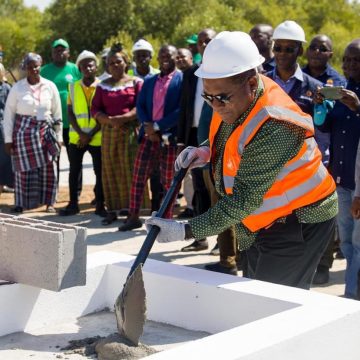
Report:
24,0,52,11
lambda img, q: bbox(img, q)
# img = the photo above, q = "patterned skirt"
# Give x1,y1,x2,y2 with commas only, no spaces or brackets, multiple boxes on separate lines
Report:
101,123,149,211
12,115,59,209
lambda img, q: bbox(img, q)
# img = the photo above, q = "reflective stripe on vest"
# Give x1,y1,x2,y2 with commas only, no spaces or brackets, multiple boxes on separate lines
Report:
68,80,101,146
237,106,314,155
209,74,335,232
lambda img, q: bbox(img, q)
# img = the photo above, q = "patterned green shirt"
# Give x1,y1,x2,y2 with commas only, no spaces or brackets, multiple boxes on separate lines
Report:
189,84,338,250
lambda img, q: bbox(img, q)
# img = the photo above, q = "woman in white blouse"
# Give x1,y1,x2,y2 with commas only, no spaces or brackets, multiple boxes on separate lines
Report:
3,53,62,213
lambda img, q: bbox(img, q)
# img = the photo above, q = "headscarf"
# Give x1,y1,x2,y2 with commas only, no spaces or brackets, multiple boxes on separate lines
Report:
22,52,42,70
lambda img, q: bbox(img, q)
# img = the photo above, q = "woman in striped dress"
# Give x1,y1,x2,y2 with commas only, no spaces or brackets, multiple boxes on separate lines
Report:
92,44,148,225
3,53,62,213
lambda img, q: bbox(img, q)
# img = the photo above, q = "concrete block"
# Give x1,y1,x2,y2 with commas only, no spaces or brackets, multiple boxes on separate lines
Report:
0,220,87,291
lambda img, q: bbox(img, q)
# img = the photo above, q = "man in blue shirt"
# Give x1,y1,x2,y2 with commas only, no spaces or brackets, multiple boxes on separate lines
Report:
303,35,346,87
320,39,360,300
303,34,346,284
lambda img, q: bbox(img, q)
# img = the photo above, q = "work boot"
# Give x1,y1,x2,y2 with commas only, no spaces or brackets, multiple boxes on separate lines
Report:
312,265,330,285
204,262,238,276
181,239,208,252
59,203,79,216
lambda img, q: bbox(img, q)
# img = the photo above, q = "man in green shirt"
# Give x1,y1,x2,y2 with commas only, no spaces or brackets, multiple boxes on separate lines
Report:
146,31,337,290
41,39,82,151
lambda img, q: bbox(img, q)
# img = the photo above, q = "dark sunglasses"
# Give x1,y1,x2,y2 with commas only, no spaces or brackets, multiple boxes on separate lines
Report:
309,45,330,53
273,45,297,54
201,93,233,105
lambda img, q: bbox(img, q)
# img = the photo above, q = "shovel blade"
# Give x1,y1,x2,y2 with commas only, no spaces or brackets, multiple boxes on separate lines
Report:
115,264,146,345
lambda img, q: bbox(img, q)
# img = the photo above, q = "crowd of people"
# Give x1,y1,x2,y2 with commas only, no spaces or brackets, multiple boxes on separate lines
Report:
0,20,359,299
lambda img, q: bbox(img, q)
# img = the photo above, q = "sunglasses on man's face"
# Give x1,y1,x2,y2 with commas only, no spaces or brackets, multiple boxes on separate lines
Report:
309,45,330,53
273,45,298,54
201,93,233,105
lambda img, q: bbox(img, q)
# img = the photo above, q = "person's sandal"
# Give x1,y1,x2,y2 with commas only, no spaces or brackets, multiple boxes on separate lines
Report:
101,212,117,225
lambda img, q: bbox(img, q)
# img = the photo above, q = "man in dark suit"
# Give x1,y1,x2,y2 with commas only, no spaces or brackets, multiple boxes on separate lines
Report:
119,45,183,231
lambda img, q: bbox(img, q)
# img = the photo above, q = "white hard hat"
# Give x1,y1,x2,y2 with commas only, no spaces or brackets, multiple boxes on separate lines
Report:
76,50,98,67
273,20,306,43
195,31,264,79
132,39,154,55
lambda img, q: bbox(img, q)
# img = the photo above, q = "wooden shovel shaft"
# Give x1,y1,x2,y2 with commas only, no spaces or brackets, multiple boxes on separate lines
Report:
127,167,188,278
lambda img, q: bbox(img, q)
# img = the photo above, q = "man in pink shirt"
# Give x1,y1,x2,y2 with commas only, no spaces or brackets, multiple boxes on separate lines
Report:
119,45,183,231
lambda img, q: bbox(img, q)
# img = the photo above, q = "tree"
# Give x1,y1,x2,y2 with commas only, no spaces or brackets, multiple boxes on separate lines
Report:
0,1,48,70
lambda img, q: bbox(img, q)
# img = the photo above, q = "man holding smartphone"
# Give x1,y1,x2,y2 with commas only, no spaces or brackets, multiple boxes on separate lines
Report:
318,39,360,300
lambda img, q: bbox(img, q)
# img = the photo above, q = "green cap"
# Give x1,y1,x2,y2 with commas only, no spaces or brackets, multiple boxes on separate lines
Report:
52,39,69,48
186,34,198,44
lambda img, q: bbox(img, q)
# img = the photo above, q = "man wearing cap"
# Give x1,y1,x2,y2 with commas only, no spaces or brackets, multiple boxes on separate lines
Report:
118,45,182,231
59,51,105,217
186,34,202,64
145,31,337,289
128,39,162,214
128,39,160,79
41,39,82,151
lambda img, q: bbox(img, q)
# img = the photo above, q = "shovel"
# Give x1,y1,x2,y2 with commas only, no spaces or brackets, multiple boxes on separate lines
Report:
115,166,188,345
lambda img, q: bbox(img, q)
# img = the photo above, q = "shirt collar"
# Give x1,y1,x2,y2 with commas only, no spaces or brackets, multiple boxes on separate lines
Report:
275,63,304,82
159,69,177,80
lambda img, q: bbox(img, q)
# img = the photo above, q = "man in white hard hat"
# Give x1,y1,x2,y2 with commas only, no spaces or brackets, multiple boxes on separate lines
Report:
59,50,105,217
145,31,338,289
128,39,160,79
265,21,330,162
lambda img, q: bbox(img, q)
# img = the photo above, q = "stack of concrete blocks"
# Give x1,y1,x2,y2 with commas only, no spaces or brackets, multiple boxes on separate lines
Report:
0,213,86,291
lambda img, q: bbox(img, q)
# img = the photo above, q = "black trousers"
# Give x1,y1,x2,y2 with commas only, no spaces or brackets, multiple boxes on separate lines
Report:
68,144,104,205
246,215,336,289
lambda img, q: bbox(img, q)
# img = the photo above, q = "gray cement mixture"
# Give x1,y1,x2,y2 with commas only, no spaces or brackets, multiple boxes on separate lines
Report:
95,333,157,359
60,333,157,359
0,311,209,359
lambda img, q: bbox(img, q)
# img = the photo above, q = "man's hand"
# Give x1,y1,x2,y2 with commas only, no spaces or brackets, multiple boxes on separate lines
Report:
339,89,360,112
144,122,157,136
313,86,325,105
4,143,13,156
145,217,186,243
175,146,210,172
78,133,91,148
351,197,360,219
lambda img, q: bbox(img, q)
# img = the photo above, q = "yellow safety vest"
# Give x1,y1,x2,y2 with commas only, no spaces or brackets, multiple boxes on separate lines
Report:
68,80,101,146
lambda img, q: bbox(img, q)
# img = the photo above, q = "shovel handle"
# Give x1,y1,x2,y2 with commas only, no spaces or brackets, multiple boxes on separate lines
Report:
128,167,188,278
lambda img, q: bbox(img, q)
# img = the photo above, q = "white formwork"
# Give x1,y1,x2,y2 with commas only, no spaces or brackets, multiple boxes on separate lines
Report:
0,251,359,359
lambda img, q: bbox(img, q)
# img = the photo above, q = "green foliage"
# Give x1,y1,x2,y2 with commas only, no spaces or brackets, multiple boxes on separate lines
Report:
2,0,359,74
0,1,48,69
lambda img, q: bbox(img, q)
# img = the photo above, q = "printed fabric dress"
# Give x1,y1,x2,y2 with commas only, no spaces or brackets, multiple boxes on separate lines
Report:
91,76,150,212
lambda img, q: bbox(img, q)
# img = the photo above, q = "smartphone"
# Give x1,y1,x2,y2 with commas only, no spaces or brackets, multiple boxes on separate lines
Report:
319,86,344,100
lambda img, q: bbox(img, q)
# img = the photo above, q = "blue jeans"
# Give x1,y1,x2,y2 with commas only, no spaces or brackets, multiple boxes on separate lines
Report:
337,186,360,298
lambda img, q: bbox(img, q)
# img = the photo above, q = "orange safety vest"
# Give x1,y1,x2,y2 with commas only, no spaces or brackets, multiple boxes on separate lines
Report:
209,74,336,233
